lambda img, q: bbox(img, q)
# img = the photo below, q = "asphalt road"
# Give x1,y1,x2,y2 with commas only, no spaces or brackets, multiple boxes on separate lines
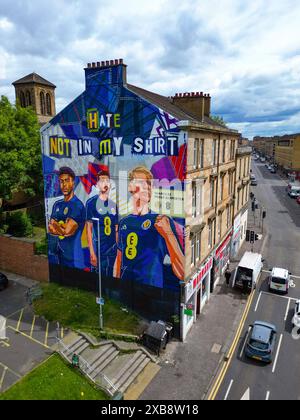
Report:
213,161,300,401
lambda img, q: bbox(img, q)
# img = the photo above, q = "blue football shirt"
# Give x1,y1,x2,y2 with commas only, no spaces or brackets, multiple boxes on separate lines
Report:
50,195,85,269
117,212,181,288
85,196,118,258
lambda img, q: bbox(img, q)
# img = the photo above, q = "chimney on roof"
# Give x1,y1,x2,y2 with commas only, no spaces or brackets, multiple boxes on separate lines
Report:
85,59,127,88
170,91,211,121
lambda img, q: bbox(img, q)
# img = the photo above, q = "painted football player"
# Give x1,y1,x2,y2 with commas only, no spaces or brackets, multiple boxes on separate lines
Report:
48,167,85,269
114,166,184,288
85,169,118,277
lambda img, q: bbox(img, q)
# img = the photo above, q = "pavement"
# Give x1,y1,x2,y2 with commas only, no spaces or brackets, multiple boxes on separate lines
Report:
0,273,64,393
140,202,268,400
208,161,300,401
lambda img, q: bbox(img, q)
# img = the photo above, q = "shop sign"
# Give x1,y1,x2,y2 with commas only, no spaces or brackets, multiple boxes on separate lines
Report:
184,309,193,317
215,232,232,259
185,257,213,301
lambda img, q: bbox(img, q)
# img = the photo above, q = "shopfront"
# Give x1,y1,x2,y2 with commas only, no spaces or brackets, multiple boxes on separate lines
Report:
213,231,232,286
231,209,248,258
182,257,213,341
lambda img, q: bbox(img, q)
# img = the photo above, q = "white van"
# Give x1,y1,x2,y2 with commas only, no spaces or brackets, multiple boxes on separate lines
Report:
269,267,290,294
232,252,264,292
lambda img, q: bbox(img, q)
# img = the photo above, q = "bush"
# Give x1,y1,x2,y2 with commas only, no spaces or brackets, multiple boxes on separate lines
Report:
6,211,33,237
35,235,48,255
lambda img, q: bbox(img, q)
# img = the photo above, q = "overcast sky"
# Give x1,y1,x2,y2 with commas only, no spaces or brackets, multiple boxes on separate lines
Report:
1,0,300,139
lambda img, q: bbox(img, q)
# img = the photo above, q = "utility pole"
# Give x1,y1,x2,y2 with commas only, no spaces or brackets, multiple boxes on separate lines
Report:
92,217,103,330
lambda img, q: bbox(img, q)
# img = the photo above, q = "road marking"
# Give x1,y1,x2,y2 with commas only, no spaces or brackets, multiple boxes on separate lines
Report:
254,292,262,312
208,289,256,400
0,340,10,348
240,327,251,359
30,315,36,338
290,275,300,280
7,326,50,349
16,309,24,332
272,334,283,374
266,391,270,401
224,380,234,401
284,299,291,322
61,328,64,339
262,291,298,302
44,322,49,346
0,361,21,379
0,366,7,391
241,388,250,400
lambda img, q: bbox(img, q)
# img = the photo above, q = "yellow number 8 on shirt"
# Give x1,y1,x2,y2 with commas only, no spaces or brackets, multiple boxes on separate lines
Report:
104,217,111,236
126,233,138,260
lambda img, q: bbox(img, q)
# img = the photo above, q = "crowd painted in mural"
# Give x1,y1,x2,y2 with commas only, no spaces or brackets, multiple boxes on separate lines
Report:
42,69,187,291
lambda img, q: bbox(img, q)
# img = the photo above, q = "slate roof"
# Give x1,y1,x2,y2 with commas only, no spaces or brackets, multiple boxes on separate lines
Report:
12,72,56,88
126,83,230,131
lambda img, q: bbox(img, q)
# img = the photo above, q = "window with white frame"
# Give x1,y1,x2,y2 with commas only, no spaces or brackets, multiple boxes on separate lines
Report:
196,232,201,261
210,179,215,207
212,139,217,166
222,139,226,163
200,139,204,168
192,182,197,218
208,222,213,248
194,138,200,168
191,235,196,266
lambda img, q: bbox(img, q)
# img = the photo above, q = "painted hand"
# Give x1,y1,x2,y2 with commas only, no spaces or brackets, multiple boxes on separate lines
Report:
154,215,171,239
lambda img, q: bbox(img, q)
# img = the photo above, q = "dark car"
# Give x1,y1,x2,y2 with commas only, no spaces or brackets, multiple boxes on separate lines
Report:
251,179,258,186
245,321,277,364
0,272,8,291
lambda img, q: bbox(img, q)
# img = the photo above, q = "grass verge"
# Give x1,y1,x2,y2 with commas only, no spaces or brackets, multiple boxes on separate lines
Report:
33,283,144,338
0,354,109,400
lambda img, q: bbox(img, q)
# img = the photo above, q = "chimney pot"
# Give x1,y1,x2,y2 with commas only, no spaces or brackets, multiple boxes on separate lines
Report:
110,60,114,66
92,62,96,68
97,62,100,67
119,58,123,64
105,60,109,66
87,63,91,68
200,92,203,96
175,93,178,97
101,61,105,66
114,59,119,65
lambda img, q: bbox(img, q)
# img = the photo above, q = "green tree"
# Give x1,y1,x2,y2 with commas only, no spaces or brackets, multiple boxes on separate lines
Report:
211,115,228,127
0,96,43,202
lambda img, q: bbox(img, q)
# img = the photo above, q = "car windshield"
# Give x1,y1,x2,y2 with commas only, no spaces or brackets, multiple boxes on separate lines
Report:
272,277,286,285
249,339,268,351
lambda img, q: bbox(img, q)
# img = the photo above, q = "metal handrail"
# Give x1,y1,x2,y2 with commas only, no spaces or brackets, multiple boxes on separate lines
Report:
56,338,118,396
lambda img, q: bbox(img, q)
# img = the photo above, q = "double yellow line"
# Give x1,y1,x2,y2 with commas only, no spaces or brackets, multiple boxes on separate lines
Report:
207,289,256,400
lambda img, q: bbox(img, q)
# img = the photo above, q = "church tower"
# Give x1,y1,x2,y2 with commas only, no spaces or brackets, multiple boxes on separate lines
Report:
12,73,56,126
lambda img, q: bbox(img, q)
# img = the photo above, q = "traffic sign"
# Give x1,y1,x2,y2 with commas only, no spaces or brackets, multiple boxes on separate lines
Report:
96,297,105,305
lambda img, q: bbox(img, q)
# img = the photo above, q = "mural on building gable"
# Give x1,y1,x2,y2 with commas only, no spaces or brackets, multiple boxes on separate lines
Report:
41,65,187,292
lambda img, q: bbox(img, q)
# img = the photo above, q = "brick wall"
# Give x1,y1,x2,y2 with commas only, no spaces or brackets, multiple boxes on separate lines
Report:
0,235,49,283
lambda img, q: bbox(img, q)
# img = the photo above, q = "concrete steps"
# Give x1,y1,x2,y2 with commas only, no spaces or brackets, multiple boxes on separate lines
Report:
106,350,151,395
59,334,153,397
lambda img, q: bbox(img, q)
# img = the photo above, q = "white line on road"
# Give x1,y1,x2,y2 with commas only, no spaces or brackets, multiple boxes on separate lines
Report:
284,299,291,322
224,380,234,401
240,327,251,359
261,291,298,302
266,391,270,401
272,334,283,374
254,292,262,312
290,275,300,280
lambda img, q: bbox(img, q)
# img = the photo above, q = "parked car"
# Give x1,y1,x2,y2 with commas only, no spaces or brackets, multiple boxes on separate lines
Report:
232,252,263,292
250,174,256,181
251,179,258,186
292,300,300,328
245,321,277,364
270,167,277,174
267,165,272,170
288,186,300,198
269,267,291,294
0,272,8,291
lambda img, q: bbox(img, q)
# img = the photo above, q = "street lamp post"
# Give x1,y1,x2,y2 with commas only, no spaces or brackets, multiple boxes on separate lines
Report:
92,217,103,330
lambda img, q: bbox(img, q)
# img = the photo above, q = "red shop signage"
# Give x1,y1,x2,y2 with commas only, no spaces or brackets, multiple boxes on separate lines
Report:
215,232,232,258
192,257,213,291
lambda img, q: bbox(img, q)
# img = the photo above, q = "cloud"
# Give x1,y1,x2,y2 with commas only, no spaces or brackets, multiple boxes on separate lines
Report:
1,0,300,139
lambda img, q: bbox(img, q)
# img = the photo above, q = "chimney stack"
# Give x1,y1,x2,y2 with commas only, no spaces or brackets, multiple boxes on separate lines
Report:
170,91,211,120
85,59,127,88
